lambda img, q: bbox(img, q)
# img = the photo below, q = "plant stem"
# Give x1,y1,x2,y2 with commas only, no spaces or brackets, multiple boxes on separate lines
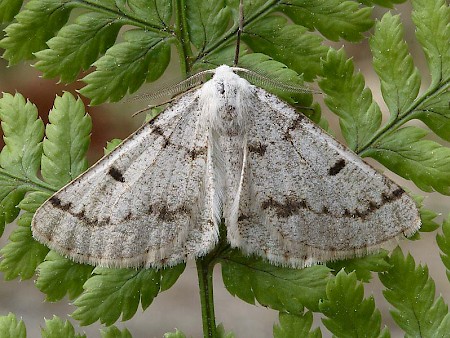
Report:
196,256,217,338
174,0,194,75
358,80,450,156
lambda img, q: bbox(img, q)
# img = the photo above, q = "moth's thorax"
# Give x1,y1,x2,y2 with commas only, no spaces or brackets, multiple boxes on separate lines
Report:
199,65,253,136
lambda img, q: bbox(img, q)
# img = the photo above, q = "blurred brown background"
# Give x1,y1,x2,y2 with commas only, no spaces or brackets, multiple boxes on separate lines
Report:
1,3,449,337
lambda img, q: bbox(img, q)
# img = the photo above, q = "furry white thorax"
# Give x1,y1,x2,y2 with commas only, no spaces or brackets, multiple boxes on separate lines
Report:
199,65,253,136
197,65,253,228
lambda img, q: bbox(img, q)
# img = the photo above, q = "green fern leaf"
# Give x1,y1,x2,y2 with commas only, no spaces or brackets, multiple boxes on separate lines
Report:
0,313,26,338
0,93,44,182
243,16,328,81
41,316,86,338
319,48,382,152
238,53,312,106
379,247,450,337
164,329,186,338
41,92,92,188
437,214,450,282
413,194,440,234
413,90,450,142
0,0,23,23
220,250,329,313
114,0,172,28
319,270,390,338
0,191,50,280
186,0,234,52
280,0,373,42
80,29,172,104
36,251,94,302
370,12,421,121
327,251,391,283
273,312,321,338
359,0,406,7
72,264,185,326
412,0,450,87
0,0,71,64
364,126,450,194
0,224,49,280
34,13,122,82
101,326,133,338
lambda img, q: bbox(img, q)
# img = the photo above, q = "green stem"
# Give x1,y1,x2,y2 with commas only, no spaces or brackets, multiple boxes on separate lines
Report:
174,0,194,75
358,80,449,156
196,256,217,338
198,0,280,65
0,169,56,194
74,1,171,33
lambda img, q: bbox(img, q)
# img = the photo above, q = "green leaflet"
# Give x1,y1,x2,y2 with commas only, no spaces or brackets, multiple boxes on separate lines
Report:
319,48,382,152
0,93,44,182
215,323,235,338
220,250,330,313
0,177,27,237
0,191,50,280
370,12,421,121
36,251,94,302
327,251,391,283
0,313,26,338
413,194,440,234
380,247,450,337
243,15,328,81
160,263,186,291
359,0,406,7
0,0,71,64
437,214,450,282
273,312,321,338
34,13,122,82
104,139,123,155
41,92,92,189
319,270,390,338
412,88,450,142
72,264,185,326
279,0,373,42
0,0,23,23
163,324,233,338
0,224,49,280
186,0,234,52
0,93,53,236
41,316,86,338
101,326,133,338
238,53,312,105
114,0,172,28
164,329,186,338
412,0,450,88
80,29,172,104
364,126,450,195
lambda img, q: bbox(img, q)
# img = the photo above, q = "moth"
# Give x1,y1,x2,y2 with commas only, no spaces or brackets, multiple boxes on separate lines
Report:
31,65,421,268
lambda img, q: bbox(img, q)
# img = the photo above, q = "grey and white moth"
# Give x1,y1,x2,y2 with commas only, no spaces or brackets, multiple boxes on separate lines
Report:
31,65,421,269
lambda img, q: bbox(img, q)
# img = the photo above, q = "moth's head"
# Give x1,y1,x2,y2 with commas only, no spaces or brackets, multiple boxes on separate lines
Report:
210,65,251,97
199,65,252,135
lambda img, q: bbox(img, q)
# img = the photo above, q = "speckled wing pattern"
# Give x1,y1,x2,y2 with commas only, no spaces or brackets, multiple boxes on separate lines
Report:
32,90,218,268
226,87,421,267
32,65,421,269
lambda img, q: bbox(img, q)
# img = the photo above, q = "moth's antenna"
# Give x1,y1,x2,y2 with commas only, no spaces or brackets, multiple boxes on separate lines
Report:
128,69,215,117
233,0,244,66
